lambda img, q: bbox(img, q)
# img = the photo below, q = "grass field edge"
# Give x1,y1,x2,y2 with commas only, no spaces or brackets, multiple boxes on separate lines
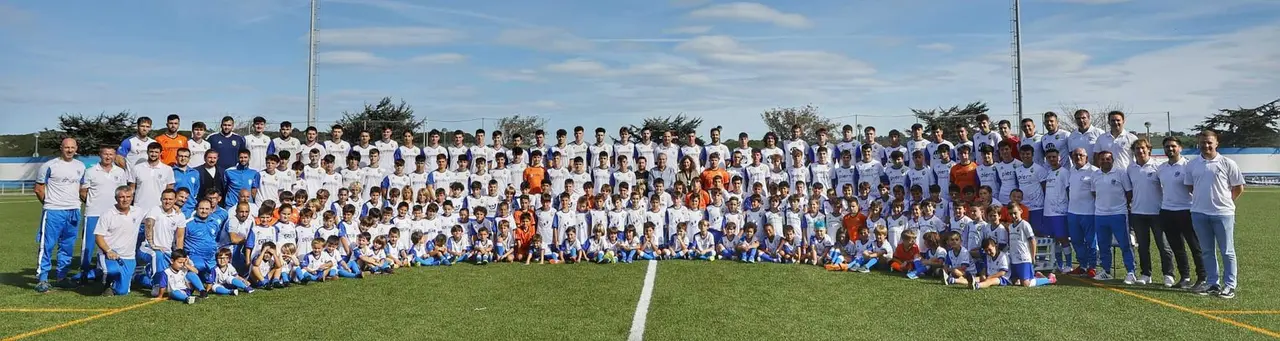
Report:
1063,276,1280,338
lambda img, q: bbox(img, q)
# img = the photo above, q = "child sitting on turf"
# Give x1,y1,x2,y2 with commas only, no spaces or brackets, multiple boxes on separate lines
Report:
619,227,640,263
1005,204,1055,287
526,234,558,265
472,227,495,265
983,205,1008,251
278,243,300,285
156,249,210,304
212,248,253,295
890,229,926,279
562,228,586,264
587,226,609,263
444,225,469,265
669,225,692,260
717,222,741,261
808,225,834,265
409,231,432,266
758,224,783,263
604,228,621,263
386,228,408,268
886,201,907,248
737,223,761,263
640,223,665,261
692,221,717,261
779,225,802,264
300,238,335,283
326,236,359,278
250,241,282,289
942,231,974,286
971,238,1010,290
919,231,946,277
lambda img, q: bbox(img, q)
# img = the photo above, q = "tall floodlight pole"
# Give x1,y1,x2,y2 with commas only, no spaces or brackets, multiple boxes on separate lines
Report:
306,0,319,127
1011,0,1024,121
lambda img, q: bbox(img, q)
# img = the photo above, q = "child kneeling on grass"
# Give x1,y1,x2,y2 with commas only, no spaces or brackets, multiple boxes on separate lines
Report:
890,229,926,279
156,249,210,304
692,221,717,261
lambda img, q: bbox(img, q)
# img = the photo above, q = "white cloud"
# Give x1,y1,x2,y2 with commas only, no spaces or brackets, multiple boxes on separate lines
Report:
688,2,812,29
917,43,954,52
664,26,713,35
495,28,594,52
408,53,467,64
317,27,464,46
317,51,389,66
674,35,875,76
484,69,542,82
545,59,610,75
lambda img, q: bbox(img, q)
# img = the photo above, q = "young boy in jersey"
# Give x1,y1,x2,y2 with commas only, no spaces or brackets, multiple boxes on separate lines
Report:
156,250,210,304
971,238,1011,290
561,228,586,264
669,225,692,260
299,238,336,283
941,232,974,286
692,221,717,261
472,227,495,265
212,248,253,295
1006,204,1056,287
640,223,664,261
758,224,783,263
717,223,741,261
891,229,926,279
618,228,640,263
808,225,835,266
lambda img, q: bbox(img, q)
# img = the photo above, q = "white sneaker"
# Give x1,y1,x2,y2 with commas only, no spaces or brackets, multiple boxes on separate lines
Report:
1163,276,1176,288
185,296,196,304
1124,272,1137,285
1093,271,1114,281
231,289,240,296
1137,275,1151,285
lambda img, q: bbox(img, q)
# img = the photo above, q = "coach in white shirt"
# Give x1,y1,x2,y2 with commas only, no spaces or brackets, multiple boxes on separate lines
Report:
1185,131,1244,299
1065,147,1098,276
34,138,87,292
78,145,128,282
1127,139,1170,286
1156,137,1205,289
1092,151,1135,283
1067,110,1104,165
1095,111,1139,170
94,186,144,296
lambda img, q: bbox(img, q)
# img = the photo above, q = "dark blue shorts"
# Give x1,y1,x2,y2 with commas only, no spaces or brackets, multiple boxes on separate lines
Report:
1038,215,1068,238
1010,262,1034,281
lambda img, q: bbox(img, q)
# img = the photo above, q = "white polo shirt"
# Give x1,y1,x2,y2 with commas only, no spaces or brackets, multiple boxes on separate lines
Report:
1126,160,1162,215
1156,158,1193,211
1042,165,1070,217
324,140,352,166
1067,127,1104,163
187,139,210,168
1095,131,1139,170
1066,164,1097,216
129,161,176,211
1183,154,1244,216
146,206,187,253
244,133,273,170
95,206,145,259
37,158,86,211
1092,168,1132,216
82,163,127,216
375,139,399,172
272,136,303,164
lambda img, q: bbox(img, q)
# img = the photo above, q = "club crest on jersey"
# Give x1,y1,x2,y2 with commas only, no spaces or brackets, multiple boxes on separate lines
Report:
1111,179,1119,185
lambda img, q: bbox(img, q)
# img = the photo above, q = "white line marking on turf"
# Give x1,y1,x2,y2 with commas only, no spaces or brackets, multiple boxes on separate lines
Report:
628,260,657,341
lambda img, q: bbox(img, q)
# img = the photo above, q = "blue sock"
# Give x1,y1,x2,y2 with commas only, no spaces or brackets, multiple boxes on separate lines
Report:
913,260,925,273
1032,277,1052,287
864,258,878,270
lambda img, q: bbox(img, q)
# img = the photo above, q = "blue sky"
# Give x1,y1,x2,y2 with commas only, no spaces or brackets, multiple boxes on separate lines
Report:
1,0,1278,136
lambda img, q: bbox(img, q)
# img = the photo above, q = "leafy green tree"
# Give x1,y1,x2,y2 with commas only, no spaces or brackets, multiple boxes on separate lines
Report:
626,114,704,145
496,115,548,145
910,101,989,143
39,111,135,156
760,105,839,142
1193,99,1280,147
335,97,425,143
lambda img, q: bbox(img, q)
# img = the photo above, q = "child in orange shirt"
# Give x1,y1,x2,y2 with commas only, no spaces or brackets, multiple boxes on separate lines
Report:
999,189,1031,224
842,200,867,242
890,229,927,279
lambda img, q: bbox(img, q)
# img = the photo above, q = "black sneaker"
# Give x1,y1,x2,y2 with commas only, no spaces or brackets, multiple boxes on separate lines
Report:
1218,287,1236,299
54,277,79,289
1194,284,1220,296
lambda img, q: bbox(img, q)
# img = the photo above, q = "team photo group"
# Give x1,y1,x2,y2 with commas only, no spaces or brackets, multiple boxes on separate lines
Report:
32,109,1244,304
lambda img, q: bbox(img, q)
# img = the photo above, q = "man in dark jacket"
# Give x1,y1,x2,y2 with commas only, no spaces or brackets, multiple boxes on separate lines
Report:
197,149,226,206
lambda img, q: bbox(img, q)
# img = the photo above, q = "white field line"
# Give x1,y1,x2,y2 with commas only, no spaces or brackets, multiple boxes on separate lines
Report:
628,260,658,341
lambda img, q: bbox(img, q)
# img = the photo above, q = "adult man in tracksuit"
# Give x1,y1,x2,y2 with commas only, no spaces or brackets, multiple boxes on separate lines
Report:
78,145,127,284
34,138,87,292
223,149,261,209
172,148,202,214
183,200,225,295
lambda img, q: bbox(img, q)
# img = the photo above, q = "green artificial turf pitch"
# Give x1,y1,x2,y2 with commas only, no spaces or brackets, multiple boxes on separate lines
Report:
1,190,1278,340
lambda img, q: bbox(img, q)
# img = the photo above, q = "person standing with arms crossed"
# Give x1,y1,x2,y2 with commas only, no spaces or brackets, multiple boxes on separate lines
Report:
35,138,86,292
77,145,128,284
1185,130,1244,299
1156,137,1205,289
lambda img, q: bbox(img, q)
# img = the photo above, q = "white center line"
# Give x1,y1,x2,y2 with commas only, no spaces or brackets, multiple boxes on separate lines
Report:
628,260,658,341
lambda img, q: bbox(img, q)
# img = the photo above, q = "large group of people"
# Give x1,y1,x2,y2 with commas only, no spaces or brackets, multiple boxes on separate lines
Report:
32,110,1244,303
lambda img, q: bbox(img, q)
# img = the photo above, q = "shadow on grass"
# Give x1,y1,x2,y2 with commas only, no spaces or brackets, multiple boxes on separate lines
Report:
0,267,149,297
